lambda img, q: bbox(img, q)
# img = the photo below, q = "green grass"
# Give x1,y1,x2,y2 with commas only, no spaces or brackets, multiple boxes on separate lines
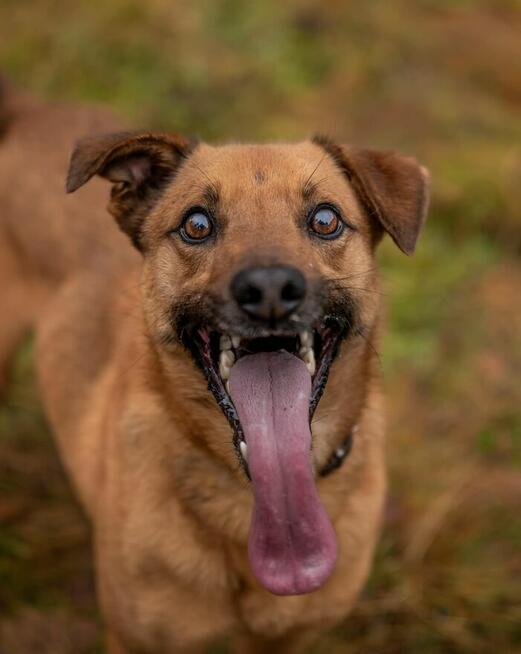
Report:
1,1,520,652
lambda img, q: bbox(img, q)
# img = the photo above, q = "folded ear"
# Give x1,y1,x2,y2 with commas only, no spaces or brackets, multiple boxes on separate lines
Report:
66,131,195,249
313,136,430,254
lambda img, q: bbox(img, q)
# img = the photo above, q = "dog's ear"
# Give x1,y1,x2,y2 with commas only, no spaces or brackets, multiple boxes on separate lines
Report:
314,137,430,254
66,131,194,249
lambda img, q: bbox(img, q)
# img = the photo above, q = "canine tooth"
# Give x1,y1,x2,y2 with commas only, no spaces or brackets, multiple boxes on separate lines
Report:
222,349,235,367
219,364,230,380
240,440,248,461
219,349,235,380
299,345,311,357
299,330,313,347
220,335,232,350
231,335,241,349
303,349,316,376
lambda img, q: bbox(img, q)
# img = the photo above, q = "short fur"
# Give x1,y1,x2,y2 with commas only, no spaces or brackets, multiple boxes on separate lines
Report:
0,82,429,653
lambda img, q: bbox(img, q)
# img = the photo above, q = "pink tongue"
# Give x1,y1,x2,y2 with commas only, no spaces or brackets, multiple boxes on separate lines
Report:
229,351,337,595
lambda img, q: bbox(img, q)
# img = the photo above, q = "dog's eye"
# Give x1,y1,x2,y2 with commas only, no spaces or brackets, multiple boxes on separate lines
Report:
308,207,343,239
180,211,213,243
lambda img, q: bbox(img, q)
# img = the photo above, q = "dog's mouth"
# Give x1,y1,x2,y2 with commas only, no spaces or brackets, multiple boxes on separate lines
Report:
186,321,344,464
182,320,344,596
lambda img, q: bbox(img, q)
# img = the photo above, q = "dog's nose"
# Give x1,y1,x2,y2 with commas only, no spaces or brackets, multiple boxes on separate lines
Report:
231,265,306,323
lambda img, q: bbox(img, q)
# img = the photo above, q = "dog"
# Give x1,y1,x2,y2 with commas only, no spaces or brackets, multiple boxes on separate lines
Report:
0,79,429,653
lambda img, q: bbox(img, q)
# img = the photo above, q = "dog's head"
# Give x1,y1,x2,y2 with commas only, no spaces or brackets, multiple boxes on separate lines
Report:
67,131,429,595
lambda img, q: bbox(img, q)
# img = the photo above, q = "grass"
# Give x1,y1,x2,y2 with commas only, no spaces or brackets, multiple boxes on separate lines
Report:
0,1,520,652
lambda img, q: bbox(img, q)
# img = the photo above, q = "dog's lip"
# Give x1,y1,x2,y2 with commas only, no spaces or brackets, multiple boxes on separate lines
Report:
183,320,345,471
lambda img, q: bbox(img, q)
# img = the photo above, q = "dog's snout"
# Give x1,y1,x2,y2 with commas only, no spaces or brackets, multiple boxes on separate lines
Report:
231,265,306,323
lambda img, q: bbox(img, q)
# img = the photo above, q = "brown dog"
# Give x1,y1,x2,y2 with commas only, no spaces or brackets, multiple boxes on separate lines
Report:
0,80,429,653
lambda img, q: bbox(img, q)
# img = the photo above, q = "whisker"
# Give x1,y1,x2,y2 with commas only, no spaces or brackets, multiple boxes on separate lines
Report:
188,158,217,189
329,267,379,282
329,284,387,297
305,172,339,189
312,413,334,425
113,352,147,383
355,327,383,370
303,152,329,194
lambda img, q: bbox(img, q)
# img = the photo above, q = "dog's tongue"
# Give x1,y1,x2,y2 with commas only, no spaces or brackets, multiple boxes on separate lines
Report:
229,351,337,595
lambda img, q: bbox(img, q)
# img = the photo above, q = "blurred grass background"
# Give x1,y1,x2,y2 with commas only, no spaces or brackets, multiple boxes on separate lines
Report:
0,0,520,652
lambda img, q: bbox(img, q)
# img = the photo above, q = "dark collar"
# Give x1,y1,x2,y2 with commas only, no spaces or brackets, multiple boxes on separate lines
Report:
319,425,357,477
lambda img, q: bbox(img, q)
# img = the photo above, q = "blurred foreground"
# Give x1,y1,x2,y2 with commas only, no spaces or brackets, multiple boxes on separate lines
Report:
1,1,520,652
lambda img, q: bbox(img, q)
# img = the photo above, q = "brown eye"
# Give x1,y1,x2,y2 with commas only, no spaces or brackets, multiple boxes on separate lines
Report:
309,207,343,239
180,211,213,243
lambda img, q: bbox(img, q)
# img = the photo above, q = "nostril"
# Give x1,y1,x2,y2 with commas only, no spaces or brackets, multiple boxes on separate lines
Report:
281,281,303,303
240,284,263,306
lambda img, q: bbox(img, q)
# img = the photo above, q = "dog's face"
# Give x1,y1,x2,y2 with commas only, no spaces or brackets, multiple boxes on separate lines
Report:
67,131,429,596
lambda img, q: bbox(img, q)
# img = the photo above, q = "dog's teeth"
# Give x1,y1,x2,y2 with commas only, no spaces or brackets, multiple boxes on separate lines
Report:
219,349,235,380
223,349,235,367
219,364,229,380
231,335,241,349
220,335,232,351
298,334,315,375
303,349,316,376
240,440,248,462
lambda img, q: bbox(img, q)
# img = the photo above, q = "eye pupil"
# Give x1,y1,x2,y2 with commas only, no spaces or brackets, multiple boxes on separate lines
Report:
310,208,341,237
190,215,209,233
182,212,213,241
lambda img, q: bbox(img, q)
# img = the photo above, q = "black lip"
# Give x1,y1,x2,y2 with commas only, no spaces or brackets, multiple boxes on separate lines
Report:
189,329,246,454
308,321,345,415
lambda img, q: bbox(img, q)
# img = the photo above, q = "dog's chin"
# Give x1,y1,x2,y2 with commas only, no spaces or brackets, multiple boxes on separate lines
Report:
180,318,345,475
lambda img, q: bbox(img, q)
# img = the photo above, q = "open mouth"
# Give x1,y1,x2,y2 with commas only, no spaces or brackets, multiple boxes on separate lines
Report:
187,320,344,471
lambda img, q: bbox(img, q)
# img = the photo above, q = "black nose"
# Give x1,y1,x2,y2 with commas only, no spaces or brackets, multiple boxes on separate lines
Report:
231,265,307,323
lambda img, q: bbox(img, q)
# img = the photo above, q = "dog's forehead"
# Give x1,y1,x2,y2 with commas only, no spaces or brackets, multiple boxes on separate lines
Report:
184,141,346,197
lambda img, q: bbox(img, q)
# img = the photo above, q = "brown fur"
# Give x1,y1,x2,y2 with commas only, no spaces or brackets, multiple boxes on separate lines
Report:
0,82,429,653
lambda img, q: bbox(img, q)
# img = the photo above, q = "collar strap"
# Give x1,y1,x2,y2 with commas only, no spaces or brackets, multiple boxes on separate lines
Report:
319,425,357,477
